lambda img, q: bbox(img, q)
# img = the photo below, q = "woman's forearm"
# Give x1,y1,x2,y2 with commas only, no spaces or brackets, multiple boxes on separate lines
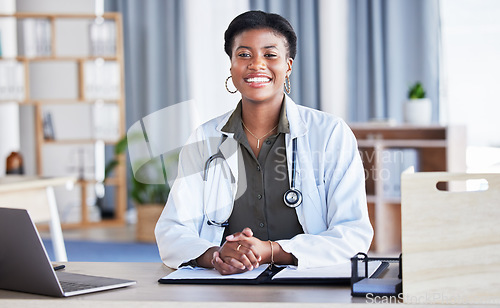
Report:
196,246,219,268
271,241,295,265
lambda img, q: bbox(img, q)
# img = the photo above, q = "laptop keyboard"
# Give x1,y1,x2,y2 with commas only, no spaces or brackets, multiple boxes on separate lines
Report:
55,271,135,295
60,280,100,292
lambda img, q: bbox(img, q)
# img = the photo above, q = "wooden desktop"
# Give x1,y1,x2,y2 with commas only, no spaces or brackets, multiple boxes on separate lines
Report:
0,262,402,307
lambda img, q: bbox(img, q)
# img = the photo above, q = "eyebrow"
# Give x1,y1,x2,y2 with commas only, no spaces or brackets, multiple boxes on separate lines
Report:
235,45,279,50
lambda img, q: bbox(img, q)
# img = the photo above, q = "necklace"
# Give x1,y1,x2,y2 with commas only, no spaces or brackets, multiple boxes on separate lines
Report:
242,121,278,149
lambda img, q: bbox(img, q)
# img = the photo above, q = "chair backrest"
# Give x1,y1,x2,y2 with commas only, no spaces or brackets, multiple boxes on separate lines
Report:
401,171,500,305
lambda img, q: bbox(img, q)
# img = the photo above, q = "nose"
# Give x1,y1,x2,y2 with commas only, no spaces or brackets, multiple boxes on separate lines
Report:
248,55,266,70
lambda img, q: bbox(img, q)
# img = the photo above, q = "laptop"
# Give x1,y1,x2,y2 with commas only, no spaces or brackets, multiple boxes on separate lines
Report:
0,207,136,297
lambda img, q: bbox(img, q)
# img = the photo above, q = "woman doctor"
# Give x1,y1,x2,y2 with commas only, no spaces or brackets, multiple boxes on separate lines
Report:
155,10,373,275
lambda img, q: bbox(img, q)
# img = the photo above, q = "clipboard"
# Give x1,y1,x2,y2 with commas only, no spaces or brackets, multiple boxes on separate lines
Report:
159,257,388,286
159,265,280,285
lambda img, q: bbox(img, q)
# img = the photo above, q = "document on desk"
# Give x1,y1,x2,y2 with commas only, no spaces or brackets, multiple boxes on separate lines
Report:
270,261,384,284
158,261,386,285
162,264,268,281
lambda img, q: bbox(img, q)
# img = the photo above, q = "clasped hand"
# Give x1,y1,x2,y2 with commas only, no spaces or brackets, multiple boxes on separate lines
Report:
211,228,270,275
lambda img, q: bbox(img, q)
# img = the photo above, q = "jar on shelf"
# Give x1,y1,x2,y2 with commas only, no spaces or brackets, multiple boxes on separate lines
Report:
6,151,24,175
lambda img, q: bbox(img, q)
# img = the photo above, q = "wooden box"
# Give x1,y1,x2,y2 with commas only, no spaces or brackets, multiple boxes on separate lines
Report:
401,171,500,304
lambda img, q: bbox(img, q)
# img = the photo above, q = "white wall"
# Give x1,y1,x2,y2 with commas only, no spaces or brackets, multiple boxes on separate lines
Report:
441,0,500,147
319,0,349,120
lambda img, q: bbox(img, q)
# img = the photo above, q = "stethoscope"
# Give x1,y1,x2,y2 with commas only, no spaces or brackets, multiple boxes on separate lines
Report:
202,136,302,227
283,138,303,208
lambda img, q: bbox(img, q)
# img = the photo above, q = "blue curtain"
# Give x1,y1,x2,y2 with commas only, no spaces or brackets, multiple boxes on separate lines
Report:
105,0,190,129
250,0,321,109
348,0,441,123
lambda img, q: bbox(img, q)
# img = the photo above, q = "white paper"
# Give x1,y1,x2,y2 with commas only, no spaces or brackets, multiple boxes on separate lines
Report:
162,264,269,280
271,261,382,280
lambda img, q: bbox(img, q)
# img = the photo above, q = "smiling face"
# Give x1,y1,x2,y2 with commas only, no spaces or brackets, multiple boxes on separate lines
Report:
230,28,293,106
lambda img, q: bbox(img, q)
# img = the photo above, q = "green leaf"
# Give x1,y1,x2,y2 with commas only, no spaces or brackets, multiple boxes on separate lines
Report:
104,160,119,178
114,136,128,155
408,82,426,99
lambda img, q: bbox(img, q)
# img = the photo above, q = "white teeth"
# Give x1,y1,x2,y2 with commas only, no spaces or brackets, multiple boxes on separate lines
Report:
246,77,270,83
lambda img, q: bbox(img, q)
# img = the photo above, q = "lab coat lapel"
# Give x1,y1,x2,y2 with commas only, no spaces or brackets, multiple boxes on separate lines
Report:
285,95,308,190
218,136,241,198
285,95,308,139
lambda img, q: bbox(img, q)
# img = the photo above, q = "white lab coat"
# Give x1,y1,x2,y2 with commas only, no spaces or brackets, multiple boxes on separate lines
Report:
155,95,373,269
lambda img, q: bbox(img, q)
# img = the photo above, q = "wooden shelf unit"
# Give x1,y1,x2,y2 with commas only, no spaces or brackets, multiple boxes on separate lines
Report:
0,12,127,227
349,124,466,253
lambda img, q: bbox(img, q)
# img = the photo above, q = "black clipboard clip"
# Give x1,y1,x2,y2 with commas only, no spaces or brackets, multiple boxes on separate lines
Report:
350,252,402,297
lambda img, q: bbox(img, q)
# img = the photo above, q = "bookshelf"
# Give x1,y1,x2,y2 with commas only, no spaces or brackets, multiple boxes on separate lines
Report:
349,124,466,253
0,12,126,227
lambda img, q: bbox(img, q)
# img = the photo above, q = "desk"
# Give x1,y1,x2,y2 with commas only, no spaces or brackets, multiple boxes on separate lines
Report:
0,262,485,307
0,262,385,307
0,176,75,262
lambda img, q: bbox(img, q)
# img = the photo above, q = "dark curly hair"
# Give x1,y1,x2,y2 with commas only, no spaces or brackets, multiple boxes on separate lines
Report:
224,10,297,60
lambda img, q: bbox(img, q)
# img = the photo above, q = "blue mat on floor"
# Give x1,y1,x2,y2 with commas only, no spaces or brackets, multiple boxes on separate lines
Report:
42,239,162,262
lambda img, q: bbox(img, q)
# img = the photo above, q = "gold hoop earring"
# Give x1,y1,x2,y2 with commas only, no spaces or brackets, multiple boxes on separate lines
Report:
225,76,238,94
284,76,291,94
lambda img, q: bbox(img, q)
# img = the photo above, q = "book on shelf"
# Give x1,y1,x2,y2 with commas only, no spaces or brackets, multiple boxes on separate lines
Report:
16,18,51,58
88,19,116,57
0,61,25,101
92,102,120,141
84,60,120,100
42,111,55,140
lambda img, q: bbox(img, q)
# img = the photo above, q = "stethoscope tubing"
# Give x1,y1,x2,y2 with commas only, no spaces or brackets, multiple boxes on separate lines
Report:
291,138,298,189
203,136,302,227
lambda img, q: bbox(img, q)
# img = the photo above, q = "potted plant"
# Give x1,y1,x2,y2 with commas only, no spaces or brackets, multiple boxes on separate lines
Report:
404,82,432,125
105,136,174,242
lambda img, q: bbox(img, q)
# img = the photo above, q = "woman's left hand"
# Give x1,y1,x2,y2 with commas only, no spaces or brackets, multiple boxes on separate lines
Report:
225,228,273,264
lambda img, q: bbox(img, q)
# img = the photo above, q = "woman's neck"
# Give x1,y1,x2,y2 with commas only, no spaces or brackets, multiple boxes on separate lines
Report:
240,96,283,135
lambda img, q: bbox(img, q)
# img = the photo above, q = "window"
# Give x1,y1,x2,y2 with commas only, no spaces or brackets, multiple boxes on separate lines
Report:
441,0,500,172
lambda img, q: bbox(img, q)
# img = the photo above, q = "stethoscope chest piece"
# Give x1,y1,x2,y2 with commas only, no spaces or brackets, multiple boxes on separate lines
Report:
284,188,302,208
